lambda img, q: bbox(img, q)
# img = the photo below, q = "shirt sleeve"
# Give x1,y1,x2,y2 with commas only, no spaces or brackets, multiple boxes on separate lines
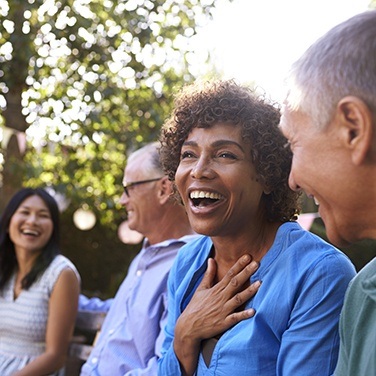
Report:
276,252,356,375
158,255,185,376
78,294,113,312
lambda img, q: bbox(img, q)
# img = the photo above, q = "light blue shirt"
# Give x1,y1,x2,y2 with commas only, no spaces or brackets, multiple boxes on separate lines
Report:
80,234,198,376
79,295,113,313
159,222,356,375
334,257,376,376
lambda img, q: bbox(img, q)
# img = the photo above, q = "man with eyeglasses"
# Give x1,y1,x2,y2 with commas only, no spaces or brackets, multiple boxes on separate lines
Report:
79,142,197,376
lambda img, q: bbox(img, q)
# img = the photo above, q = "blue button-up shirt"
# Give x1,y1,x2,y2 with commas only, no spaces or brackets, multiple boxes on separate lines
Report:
80,235,198,376
159,222,356,375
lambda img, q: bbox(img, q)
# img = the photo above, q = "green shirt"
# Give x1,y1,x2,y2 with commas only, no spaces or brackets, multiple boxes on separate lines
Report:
334,257,376,376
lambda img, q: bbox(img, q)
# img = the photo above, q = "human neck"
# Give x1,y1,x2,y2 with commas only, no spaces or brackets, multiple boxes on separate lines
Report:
211,221,281,264
146,208,194,246
14,248,40,275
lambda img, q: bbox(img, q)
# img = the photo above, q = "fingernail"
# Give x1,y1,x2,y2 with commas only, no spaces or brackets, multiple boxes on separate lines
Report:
247,308,256,317
254,280,262,287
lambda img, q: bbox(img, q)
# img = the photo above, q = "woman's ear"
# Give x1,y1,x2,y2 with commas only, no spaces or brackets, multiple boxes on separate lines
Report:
337,96,374,165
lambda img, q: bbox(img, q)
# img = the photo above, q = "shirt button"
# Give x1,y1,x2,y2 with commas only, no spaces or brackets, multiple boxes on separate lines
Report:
109,329,115,335
91,357,98,364
136,270,142,276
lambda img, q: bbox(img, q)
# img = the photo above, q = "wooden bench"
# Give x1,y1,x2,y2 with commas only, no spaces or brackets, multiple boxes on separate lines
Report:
65,310,107,375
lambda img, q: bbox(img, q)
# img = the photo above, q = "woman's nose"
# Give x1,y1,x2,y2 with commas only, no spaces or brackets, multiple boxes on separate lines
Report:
25,213,38,223
190,156,213,179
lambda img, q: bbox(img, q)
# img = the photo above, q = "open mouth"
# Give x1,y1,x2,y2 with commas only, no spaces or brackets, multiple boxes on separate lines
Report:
21,229,39,237
189,190,224,208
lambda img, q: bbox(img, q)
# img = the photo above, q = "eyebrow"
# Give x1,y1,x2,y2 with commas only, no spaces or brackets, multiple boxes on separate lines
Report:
182,139,245,152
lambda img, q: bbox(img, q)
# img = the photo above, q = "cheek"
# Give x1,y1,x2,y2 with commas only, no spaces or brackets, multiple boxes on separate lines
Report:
174,165,186,195
8,228,17,243
8,217,18,241
42,221,54,240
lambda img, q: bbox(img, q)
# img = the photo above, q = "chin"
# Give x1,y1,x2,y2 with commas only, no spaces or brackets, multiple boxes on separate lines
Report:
127,220,137,231
190,222,212,236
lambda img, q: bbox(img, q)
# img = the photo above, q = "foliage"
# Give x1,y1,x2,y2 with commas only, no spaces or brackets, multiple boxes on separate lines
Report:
0,0,218,227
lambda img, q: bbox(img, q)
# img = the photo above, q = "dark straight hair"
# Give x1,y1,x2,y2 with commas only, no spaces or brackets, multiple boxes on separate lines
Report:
0,188,61,290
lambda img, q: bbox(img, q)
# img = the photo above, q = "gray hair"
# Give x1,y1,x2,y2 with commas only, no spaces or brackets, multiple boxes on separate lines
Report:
285,10,376,129
127,142,163,177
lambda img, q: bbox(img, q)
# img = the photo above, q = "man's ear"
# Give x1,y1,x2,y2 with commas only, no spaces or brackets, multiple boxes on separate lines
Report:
158,176,173,204
337,96,374,165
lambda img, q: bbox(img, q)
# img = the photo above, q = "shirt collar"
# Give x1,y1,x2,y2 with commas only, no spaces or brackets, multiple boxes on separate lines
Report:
143,233,200,250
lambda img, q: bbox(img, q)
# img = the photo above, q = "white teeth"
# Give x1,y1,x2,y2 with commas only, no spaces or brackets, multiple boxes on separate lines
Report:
313,197,320,206
190,191,223,200
22,229,39,236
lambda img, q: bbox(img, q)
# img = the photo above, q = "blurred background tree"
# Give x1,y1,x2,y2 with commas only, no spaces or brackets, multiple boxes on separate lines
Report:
0,0,216,220
0,0,219,297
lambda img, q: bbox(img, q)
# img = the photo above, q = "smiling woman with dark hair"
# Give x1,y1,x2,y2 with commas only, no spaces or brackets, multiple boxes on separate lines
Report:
0,188,80,376
158,80,356,376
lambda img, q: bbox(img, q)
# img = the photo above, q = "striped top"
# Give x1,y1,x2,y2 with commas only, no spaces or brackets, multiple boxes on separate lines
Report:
0,254,80,376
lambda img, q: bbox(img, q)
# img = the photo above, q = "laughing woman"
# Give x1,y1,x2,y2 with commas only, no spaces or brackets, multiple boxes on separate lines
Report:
0,188,80,376
158,80,356,376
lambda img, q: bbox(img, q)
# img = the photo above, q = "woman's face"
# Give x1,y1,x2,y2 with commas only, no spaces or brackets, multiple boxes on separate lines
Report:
9,195,54,254
175,123,265,238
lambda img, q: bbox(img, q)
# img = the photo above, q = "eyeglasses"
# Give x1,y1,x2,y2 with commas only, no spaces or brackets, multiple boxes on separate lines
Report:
123,177,163,197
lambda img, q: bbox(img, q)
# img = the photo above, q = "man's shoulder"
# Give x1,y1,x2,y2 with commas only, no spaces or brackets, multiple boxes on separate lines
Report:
357,256,376,277
347,257,376,301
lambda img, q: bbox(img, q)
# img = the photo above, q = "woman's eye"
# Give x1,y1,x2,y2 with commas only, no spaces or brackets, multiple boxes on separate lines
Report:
181,151,195,159
218,152,236,159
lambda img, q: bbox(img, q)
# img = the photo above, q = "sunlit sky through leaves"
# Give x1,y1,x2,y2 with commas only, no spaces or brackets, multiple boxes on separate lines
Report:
195,0,370,102
0,0,371,148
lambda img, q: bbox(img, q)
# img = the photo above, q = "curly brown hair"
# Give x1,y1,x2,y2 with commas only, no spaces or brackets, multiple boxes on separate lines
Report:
159,80,300,222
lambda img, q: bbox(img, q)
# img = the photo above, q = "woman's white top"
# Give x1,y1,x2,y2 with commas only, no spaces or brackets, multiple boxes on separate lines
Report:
0,255,80,376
